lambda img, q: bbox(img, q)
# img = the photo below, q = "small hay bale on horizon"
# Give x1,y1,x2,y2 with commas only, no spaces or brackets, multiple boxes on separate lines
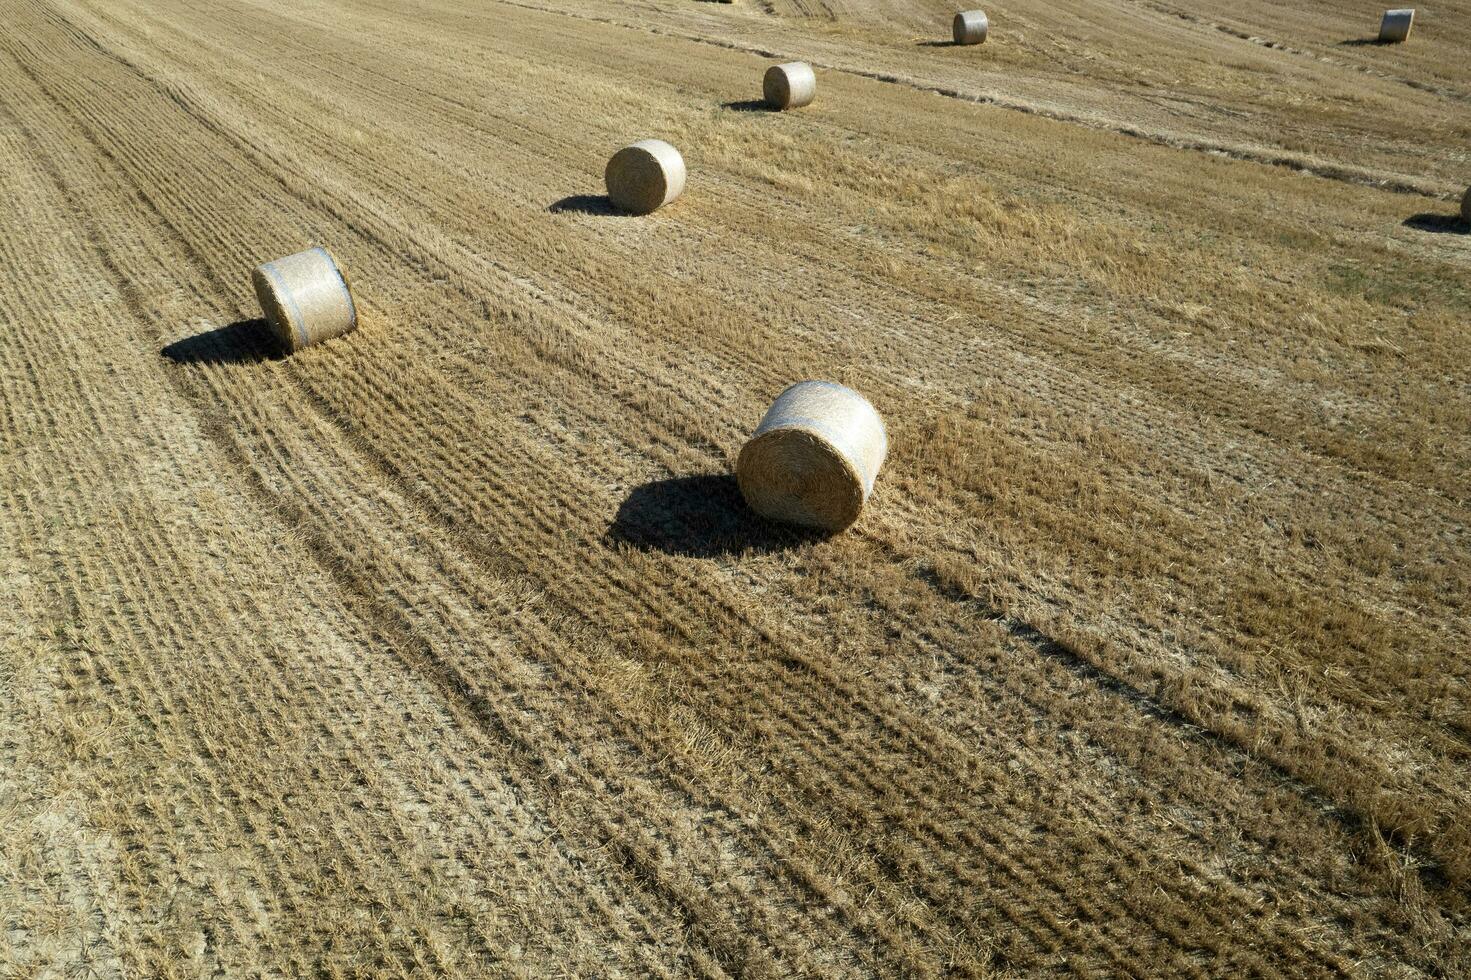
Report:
252,246,358,354
736,381,888,532
764,62,817,110
605,140,686,215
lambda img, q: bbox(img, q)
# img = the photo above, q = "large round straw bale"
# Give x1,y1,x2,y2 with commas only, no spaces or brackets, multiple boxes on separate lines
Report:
605,140,686,215
953,10,989,45
736,381,887,532
763,62,816,110
1379,8,1414,42
251,247,357,353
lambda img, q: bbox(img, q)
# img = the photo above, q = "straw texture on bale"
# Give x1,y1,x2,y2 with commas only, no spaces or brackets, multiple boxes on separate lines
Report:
1462,185,1470,223
736,381,888,532
953,10,989,45
605,140,686,215
763,62,817,110
1379,8,1414,42
251,247,357,354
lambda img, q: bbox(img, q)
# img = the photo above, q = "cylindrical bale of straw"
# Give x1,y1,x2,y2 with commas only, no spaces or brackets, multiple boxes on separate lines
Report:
736,381,888,532
605,140,686,215
1379,8,1414,42
763,62,817,110
251,247,357,353
953,10,989,45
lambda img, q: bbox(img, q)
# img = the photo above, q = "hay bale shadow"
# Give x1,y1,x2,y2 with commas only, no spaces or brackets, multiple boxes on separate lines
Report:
916,40,958,47
721,99,776,113
162,318,283,365
1403,213,1469,235
607,474,822,558
549,194,622,216
1339,37,1391,46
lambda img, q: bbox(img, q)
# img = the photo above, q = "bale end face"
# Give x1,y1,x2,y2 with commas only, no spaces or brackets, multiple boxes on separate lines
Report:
763,62,816,110
605,140,686,215
738,430,867,531
251,266,298,353
1379,8,1414,42
736,381,887,532
953,10,988,45
252,246,357,354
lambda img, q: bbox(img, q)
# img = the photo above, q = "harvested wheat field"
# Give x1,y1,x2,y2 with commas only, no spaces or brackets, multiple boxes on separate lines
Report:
1,0,1468,975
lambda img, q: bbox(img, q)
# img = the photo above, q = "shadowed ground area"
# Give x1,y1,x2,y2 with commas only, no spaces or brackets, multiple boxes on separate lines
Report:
162,318,282,364
1403,212,1469,234
548,194,621,216
607,474,820,557
720,98,776,112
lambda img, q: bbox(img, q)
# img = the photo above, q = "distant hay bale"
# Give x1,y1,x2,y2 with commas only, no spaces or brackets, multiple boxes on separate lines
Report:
953,10,989,45
763,62,816,110
736,381,887,532
1379,8,1414,42
251,247,357,354
605,140,686,215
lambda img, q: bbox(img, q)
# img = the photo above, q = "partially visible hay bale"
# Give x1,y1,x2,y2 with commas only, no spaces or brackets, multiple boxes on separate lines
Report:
953,10,989,45
1462,185,1470,224
763,62,817,110
251,247,357,353
736,381,887,532
1379,8,1414,42
605,140,686,214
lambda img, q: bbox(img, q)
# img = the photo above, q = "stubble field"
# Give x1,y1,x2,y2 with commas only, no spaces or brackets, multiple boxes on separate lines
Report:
1,0,1468,975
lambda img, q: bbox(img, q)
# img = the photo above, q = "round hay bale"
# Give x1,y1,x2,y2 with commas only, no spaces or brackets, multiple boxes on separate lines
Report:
736,381,887,532
251,246,357,354
605,140,686,215
1379,8,1414,42
953,10,989,45
1462,185,1470,224
763,61,817,110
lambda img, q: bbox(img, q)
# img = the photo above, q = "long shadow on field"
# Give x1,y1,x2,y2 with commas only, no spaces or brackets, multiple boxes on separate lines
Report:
549,194,622,216
721,99,775,113
915,40,959,47
1339,37,1393,46
162,319,283,365
1403,213,1469,234
607,474,822,558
